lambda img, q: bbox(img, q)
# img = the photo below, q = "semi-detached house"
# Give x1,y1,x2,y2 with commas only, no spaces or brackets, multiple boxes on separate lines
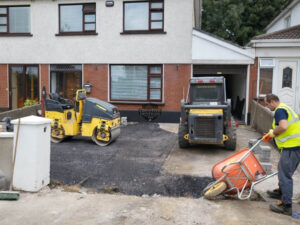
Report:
0,0,256,123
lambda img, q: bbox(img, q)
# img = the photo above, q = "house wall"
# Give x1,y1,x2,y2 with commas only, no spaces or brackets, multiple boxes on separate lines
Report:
267,2,300,33
57,64,190,113
0,0,193,64
0,65,9,109
84,64,108,101
163,64,191,111
248,57,258,112
84,64,191,111
40,65,49,100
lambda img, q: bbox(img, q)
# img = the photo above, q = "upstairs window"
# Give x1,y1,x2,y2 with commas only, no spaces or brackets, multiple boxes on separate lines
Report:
59,3,96,34
123,1,164,33
0,6,30,34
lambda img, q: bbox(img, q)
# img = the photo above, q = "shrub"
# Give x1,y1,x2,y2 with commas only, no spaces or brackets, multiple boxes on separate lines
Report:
24,99,39,107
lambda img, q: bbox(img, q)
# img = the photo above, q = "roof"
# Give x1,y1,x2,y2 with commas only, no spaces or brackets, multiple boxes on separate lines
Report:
264,0,298,31
253,24,300,40
193,28,244,49
192,29,254,65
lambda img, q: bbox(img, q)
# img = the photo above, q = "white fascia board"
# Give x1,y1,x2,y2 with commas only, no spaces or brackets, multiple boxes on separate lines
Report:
192,30,255,59
251,39,300,47
192,59,254,64
265,0,299,31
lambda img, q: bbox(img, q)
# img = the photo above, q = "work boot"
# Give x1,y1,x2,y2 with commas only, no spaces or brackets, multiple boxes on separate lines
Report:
270,200,292,216
267,188,282,199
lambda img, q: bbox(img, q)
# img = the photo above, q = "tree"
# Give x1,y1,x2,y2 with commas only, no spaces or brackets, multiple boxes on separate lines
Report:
201,0,291,46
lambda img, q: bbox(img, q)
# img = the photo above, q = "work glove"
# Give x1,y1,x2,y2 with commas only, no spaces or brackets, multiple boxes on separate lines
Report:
262,129,275,142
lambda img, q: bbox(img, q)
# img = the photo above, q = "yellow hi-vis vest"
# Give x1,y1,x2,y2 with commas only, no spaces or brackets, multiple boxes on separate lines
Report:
272,103,300,151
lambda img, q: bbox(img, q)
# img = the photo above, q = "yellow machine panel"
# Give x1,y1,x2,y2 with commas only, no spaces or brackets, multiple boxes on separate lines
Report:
189,109,223,115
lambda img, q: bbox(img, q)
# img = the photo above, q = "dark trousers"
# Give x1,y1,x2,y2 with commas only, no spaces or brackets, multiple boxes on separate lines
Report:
278,147,300,205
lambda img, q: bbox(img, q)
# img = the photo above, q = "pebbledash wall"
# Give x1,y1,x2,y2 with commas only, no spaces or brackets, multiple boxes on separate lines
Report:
0,0,194,122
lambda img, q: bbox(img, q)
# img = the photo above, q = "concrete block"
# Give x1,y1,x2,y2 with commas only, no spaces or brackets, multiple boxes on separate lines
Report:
248,139,261,154
261,162,272,175
258,146,271,162
121,117,127,126
259,155,270,163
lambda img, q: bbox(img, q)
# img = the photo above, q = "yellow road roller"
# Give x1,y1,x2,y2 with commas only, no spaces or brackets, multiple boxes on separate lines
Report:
44,89,120,146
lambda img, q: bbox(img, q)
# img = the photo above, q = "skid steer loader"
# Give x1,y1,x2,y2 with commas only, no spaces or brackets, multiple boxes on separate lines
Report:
178,76,237,150
43,89,120,146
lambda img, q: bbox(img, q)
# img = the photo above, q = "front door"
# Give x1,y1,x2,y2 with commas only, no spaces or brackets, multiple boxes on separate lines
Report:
50,65,82,100
10,65,39,109
278,61,297,111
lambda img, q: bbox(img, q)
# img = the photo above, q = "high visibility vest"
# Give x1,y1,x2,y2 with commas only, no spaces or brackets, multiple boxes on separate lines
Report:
272,103,300,151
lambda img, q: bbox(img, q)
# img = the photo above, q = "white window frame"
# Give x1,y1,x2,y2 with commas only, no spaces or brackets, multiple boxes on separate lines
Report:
257,58,275,97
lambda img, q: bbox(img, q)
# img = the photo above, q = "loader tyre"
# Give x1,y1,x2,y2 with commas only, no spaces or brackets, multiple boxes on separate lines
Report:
178,123,189,148
224,122,236,151
204,181,227,199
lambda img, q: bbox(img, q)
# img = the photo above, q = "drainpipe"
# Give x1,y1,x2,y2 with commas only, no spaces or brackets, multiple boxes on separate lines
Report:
194,0,202,29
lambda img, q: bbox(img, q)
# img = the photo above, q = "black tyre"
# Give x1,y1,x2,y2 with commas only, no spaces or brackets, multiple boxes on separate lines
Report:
178,123,189,148
224,120,237,151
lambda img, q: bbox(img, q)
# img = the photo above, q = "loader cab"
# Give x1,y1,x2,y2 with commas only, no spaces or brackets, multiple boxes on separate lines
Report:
189,77,226,105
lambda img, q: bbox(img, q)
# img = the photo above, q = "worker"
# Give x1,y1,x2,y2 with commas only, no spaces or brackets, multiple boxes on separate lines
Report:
263,93,300,216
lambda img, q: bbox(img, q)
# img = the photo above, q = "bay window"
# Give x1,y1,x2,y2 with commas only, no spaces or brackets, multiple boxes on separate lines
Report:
123,1,164,32
59,3,96,34
0,6,30,34
110,65,162,102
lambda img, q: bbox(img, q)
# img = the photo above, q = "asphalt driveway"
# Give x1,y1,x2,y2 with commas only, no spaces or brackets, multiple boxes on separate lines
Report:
50,123,212,197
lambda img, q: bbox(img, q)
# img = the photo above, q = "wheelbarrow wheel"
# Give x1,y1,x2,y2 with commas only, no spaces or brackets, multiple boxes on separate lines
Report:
204,181,227,199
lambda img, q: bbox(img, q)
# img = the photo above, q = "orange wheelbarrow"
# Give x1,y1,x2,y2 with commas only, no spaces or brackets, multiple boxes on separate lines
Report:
203,139,278,200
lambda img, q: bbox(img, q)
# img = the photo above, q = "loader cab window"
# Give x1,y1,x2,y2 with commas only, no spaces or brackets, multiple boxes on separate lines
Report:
190,84,224,103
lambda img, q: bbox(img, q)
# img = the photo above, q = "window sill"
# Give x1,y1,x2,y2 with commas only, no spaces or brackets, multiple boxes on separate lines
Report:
55,32,98,36
0,33,33,37
120,31,166,35
109,101,165,105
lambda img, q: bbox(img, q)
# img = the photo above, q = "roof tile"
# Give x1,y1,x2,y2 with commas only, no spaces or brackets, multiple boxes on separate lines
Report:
253,24,300,40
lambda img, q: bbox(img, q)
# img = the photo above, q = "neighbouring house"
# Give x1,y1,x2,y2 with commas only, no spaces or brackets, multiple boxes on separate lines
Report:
0,0,258,124
249,0,300,115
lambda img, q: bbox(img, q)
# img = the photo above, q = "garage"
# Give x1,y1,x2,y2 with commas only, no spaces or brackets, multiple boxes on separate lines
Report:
193,65,248,123
192,29,255,124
